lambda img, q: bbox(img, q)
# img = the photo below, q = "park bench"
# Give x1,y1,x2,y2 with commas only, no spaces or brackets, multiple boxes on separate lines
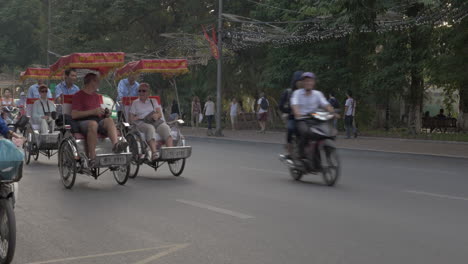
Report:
422,117,457,133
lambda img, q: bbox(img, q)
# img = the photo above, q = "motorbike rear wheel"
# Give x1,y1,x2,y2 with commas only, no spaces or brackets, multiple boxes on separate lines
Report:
0,198,16,264
321,147,340,186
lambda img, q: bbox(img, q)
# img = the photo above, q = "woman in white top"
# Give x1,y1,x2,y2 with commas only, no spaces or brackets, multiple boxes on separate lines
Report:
32,85,56,134
129,83,173,160
1,88,15,107
230,98,239,130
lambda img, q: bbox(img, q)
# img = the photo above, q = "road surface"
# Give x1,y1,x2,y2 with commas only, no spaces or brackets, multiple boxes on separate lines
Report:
15,138,468,264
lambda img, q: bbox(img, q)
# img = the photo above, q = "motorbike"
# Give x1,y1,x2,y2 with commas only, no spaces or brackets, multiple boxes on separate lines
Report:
280,112,340,186
0,139,22,264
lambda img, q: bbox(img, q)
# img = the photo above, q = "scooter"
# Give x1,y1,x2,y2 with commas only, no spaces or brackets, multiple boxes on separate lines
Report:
0,182,17,264
280,112,340,186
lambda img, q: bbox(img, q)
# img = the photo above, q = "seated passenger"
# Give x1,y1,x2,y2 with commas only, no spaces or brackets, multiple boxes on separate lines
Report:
129,83,173,161
32,85,56,134
71,73,128,164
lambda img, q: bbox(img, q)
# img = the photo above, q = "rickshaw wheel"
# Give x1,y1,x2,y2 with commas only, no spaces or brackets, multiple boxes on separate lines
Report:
125,134,140,179
59,140,77,189
113,165,130,185
168,159,186,177
23,130,32,165
33,144,39,161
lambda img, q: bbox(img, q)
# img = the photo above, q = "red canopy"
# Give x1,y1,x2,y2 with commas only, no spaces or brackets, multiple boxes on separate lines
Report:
20,68,62,81
115,59,189,80
50,52,125,77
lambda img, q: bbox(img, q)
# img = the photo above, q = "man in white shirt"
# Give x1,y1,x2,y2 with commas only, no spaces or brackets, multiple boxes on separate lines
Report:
344,91,357,139
257,92,269,133
203,96,215,135
291,72,335,158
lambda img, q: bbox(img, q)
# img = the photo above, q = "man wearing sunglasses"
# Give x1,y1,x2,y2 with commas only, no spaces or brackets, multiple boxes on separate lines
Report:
129,83,173,161
32,85,56,134
71,73,128,165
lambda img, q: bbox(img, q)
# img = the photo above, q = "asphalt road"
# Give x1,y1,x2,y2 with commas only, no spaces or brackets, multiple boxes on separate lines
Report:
14,138,468,264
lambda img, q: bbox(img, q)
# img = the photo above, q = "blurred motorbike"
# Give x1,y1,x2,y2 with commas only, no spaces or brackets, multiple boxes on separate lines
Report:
280,111,340,186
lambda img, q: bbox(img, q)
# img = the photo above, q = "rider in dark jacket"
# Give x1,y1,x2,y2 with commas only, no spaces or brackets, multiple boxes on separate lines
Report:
279,71,303,159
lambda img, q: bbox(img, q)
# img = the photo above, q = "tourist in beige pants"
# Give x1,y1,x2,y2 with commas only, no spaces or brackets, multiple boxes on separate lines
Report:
129,83,173,160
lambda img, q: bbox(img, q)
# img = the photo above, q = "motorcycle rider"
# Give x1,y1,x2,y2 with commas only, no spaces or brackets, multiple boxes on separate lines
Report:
290,72,336,159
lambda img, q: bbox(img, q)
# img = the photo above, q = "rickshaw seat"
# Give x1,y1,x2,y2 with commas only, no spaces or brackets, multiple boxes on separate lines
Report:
73,133,108,140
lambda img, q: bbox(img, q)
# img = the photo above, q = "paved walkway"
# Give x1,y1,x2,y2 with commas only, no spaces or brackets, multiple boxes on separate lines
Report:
182,127,468,158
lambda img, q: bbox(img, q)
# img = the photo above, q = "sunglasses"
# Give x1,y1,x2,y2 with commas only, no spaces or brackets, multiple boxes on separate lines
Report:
40,90,48,93
138,90,148,93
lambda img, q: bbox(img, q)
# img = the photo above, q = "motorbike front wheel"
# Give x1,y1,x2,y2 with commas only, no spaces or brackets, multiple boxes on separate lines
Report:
321,147,340,186
0,198,16,264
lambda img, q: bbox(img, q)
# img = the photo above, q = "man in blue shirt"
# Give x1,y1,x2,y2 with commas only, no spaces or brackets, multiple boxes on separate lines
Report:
0,116,22,139
117,73,140,121
27,79,53,99
55,69,80,104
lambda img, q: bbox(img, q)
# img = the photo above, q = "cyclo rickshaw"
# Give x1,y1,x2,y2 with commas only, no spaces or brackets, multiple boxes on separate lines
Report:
114,59,192,178
50,52,132,189
19,68,63,164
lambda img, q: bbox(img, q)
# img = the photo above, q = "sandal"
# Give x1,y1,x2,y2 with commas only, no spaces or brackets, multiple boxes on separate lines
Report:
152,152,160,161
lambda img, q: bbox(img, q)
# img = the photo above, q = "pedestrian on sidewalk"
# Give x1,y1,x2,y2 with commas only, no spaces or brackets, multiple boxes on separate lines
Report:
344,91,357,139
279,71,302,159
191,96,201,128
230,98,240,130
328,93,340,129
204,96,215,135
257,92,269,133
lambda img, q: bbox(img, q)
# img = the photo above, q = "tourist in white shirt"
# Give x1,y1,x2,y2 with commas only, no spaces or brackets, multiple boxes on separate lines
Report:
344,91,357,139
129,83,173,160
203,97,215,134
32,85,56,134
230,98,240,130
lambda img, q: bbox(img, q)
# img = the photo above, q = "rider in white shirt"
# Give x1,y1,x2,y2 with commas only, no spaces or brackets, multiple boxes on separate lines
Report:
290,72,336,158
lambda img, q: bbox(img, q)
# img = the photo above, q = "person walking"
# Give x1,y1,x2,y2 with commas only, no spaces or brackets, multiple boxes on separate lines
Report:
203,97,215,135
191,96,201,128
257,92,269,133
230,98,240,130
328,93,340,129
344,91,357,139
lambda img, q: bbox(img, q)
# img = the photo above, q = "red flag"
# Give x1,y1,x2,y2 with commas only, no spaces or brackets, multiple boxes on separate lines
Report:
202,25,219,59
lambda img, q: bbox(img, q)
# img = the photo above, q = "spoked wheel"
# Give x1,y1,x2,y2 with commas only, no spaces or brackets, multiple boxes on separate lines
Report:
0,199,16,264
23,130,32,165
289,167,303,181
321,147,340,186
33,144,39,161
168,159,186,177
125,134,140,179
113,165,130,185
59,140,77,189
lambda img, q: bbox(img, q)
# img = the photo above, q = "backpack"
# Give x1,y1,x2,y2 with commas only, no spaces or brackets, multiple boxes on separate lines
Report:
260,97,269,110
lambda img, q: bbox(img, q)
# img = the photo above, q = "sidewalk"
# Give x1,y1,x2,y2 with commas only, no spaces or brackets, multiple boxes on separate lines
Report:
181,127,468,158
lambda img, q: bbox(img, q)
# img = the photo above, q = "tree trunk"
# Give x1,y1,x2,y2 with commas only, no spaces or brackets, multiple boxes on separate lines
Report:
459,84,468,131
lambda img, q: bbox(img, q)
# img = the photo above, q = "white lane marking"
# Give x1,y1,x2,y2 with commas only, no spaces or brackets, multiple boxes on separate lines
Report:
26,244,180,264
240,166,288,175
132,243,189,264
404,190,468,202
176,199,255,219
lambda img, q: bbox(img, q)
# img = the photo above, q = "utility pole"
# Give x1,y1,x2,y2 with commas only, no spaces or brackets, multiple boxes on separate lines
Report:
47,0,51,85
215,0,223,136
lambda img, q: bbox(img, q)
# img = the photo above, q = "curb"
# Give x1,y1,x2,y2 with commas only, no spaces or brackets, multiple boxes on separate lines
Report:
186,135,468,159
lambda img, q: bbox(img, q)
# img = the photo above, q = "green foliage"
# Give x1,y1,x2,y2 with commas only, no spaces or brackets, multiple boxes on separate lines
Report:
1,0,467,130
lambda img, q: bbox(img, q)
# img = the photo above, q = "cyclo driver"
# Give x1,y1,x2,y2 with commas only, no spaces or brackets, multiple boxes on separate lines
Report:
290,72,336,159
71,73,128,166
